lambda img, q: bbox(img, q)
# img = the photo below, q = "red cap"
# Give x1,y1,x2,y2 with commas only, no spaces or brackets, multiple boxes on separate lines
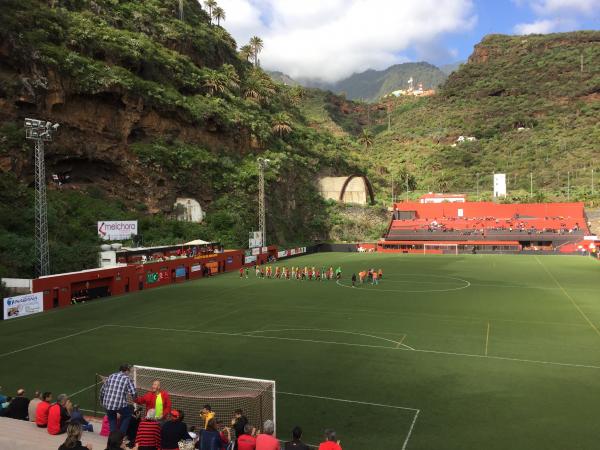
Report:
170,410,180,420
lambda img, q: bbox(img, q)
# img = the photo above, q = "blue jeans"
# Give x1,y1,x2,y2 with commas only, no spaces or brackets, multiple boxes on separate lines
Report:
107,405,132,434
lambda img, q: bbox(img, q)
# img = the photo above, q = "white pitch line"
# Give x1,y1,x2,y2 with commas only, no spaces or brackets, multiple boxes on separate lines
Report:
402,409,420,450
278,390,419,412
105,324,600,370
244,328,415,351
69,382,100,398
0,325,107,358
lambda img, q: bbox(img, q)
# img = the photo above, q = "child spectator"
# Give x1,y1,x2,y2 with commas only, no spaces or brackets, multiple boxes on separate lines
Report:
70,404,94,432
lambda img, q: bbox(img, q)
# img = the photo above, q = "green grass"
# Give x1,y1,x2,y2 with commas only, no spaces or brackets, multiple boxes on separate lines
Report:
2,253,600,449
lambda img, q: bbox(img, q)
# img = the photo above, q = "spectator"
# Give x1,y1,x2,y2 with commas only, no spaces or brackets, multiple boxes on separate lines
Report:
6,388,30,420
236,424,256,450
199,418,222,450
28,390,42,423
100,364,136,434
134,380,171,420
126,406,142,449
105,430,130,450
135,408,161,450
161,409,191,450
284,426,309,450
216,420,231,449
58,423,93,450
70,404,94,432
48,394,71,435
318,429,342,450
200,404,215,429
231,409,248,442
0,386,7,416
256,420,279,450
36,392,53,428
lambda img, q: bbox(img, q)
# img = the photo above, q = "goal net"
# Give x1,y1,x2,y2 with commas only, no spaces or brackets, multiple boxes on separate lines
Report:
423,243,458,255
96,366,276,432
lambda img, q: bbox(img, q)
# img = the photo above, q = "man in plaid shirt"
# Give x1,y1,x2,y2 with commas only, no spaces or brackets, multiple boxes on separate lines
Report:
100,364,136,434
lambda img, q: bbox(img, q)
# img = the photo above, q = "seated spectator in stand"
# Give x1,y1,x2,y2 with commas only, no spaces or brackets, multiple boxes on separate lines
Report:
6,388,30,420
134,380,171,420
105,430,129,450
161,409,191,450
200,405,215,429
284,426,310,450
58,423,93,450
256,420,279,450
236,424,257,450
36,392,53,427
199,418,222,450
135,408,161,450
70,404,94,432
28,390,42,423
318,429,342,450
48,394,71,435
231,409,248,442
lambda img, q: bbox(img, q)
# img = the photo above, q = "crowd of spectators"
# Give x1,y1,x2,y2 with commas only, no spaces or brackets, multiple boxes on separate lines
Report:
391,215,584,236
0,364,344,450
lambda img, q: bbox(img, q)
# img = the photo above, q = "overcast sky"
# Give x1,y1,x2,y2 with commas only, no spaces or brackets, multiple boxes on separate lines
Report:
209,0,600,82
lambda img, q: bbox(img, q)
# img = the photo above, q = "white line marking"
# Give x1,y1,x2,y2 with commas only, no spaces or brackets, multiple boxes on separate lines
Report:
0,325,107,358
69,383,100,398
244,328,415,350
485,322,490,356
403,409,420,450
105,324,600,370
336,275,471,293
277,390,419,412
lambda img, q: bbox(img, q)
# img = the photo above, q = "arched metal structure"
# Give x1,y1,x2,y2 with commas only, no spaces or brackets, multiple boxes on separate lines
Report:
338,175,375,205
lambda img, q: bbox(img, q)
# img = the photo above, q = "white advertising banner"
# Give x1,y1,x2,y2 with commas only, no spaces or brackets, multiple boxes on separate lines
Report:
252,247,260,256
3,292,44,320
245,255,257,264
98,221,138,241
191,264,202,273
277,250,288,258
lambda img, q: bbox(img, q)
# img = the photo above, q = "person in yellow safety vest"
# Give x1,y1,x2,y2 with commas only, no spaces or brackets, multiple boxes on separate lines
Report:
201,404,215,429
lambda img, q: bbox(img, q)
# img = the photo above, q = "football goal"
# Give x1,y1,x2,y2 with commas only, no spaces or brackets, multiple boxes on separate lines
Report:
96,366,276,431
423,243,459,255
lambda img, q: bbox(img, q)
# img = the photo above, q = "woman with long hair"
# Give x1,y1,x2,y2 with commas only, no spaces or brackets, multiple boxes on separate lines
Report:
58,423,91,450
105,430,138,450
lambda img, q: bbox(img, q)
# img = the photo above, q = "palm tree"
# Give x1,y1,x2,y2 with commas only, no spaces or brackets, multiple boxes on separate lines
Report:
358,129,374,149
249,36,264,67
204,0,217,20
221,64,240,91
272,113,293,137
239,44,253,62
212,6,225,26
203,71,226,96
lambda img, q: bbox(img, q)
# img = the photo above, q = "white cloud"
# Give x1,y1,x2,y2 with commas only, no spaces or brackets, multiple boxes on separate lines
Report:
513,19,562,34
512,0,598,35
213,0,476,82
529,0,600,15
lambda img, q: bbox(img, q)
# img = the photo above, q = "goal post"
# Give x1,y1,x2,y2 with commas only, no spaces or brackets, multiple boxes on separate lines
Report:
97,366,276,432
423,243,459,255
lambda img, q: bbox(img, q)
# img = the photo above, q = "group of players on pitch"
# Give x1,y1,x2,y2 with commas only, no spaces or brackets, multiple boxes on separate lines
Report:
240,265,343,281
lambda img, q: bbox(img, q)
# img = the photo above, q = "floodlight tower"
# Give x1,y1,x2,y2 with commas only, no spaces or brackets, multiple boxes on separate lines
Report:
257,157,270,247
25,118,59,277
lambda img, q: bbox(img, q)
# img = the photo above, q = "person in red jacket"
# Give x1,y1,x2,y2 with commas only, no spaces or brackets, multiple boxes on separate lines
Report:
134,380,171,421
47,394,70,435
36,392,53,428
318,429,342,450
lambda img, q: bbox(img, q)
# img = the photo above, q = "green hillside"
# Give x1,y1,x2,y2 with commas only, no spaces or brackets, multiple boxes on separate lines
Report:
361,32,600,202
0,0,361,277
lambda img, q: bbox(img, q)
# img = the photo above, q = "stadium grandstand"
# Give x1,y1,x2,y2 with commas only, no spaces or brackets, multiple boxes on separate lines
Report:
380,200,593,254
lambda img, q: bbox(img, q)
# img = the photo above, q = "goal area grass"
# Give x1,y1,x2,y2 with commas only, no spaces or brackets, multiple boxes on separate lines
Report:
1,253,600,449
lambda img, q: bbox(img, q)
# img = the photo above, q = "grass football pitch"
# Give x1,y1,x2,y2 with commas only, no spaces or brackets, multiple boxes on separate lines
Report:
1,253,600,449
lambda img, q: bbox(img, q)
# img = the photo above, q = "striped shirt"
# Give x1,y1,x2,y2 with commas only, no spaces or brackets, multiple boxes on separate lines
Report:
136,420,161,448
100,371,136,411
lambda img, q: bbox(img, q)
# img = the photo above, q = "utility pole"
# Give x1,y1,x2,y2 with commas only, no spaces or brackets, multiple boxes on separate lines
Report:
257,157,270,247
25,118,59,277
530,172,533,198
567,170,570,201
391,173,394,204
